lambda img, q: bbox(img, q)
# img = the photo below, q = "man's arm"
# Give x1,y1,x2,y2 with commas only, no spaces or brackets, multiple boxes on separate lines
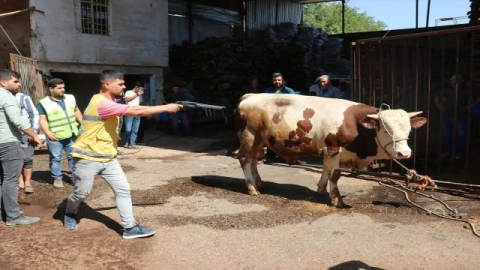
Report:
22,127,42,146
74,107,82,125
39,114,57,141
124,90,143,103
124,103,183,117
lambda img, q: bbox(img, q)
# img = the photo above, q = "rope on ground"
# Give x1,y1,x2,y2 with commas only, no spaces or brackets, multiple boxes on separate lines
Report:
377,179,480,238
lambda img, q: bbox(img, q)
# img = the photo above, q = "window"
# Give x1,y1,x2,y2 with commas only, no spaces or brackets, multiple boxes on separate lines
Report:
81,0,110,35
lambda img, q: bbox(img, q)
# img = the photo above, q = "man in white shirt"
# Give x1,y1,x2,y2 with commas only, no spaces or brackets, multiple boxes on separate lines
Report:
16,92,40,194
123,82,144,148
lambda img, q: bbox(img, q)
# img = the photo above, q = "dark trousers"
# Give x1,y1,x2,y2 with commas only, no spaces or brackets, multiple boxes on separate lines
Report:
0,142,24,221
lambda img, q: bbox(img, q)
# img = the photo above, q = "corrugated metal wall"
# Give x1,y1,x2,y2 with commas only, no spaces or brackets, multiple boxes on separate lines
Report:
246,0,303,31
169,0,241,25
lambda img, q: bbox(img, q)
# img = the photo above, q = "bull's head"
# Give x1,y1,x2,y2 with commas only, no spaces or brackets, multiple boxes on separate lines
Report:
360,110,427,159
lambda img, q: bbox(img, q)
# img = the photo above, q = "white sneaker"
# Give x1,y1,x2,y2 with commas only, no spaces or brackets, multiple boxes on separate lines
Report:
53,179,64,188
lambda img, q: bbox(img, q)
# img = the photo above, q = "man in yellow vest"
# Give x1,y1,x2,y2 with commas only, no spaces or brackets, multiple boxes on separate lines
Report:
38,78,83,188
64,70,183,239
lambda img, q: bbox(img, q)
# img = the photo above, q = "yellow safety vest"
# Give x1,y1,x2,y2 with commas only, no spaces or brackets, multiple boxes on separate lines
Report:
39,94,78,140
71,94,119,162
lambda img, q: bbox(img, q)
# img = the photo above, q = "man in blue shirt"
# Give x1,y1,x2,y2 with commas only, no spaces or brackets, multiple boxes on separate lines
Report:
309,75,343,98
264,73,296,94
37,78,82,188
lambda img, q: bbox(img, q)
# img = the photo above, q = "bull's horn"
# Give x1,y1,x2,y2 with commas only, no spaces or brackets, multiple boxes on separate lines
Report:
408,111,423,118
366,114,379,120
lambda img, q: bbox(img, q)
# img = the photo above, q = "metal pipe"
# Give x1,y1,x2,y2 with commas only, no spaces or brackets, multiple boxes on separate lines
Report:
465,31,475,169
450,33,460,173
426,0,432,27
357,25,480,44
356,44,362,102
438,36,445,174
342,0,345,34
416,0,419,28
413,37,420,169
380,43,384,106
425,36,432,173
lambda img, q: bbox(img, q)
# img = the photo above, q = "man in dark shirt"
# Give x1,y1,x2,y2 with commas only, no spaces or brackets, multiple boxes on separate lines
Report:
264,73,296,94
164,86,190,136
434,74,468,160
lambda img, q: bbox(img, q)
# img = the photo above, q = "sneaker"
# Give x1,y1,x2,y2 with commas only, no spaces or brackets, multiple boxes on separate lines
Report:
64,213,78,230
122,224,156,239
53,179,64,188
6,214,41,226
129,145,140,149
123,144,130,148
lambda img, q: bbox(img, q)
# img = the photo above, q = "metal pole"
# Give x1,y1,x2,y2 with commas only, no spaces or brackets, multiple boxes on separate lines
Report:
342,0,345,35
416,0,419,28
426,0,432,27
425,36,432,173
451,33,460,174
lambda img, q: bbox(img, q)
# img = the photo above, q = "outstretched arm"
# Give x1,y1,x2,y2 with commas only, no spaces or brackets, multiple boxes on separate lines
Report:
124,103,183,117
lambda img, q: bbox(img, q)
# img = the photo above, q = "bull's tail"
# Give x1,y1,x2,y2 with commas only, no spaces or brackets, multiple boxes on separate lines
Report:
226,94,252,156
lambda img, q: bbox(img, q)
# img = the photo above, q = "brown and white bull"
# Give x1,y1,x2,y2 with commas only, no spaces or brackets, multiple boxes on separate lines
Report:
235,93,427,207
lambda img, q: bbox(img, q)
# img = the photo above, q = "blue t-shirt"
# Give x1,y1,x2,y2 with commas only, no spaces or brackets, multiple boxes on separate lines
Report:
264,86,296,94
37,97,67,115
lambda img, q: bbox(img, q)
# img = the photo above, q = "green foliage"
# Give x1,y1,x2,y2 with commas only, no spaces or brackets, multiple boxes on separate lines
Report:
303,2,387,34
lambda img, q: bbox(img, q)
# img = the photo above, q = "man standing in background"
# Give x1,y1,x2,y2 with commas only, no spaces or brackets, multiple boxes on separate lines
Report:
309,75,343,98
16,90,40,194
38,78,82,188
0,69,42,226
123,82,143,149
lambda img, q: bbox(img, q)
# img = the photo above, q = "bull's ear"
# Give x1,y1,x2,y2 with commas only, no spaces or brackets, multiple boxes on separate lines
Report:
411,117,427,129
360,117,377,129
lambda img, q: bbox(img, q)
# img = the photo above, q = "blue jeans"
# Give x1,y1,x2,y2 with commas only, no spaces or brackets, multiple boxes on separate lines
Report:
170,112,190,135
443,115,467,157
124,116,140,146
0,142,24,220
66,158,136,228
47,138,75,181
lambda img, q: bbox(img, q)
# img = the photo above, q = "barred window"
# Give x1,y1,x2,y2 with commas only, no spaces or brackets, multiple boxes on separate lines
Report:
81,0,110,35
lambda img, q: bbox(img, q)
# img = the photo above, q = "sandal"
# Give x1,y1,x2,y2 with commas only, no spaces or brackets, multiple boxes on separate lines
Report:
18,186,25,191
24,186,34,194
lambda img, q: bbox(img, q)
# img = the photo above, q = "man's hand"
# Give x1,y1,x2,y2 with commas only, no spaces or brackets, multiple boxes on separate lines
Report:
137,89,144,96
163,104,183,113
31,136,43,147
46,132,58,141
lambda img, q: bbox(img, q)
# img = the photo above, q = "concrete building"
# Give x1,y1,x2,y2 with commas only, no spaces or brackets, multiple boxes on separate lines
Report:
1,0,169,109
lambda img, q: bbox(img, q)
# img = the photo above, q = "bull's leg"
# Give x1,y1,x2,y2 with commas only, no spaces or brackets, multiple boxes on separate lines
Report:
238,130,262,196
328,169,343,208
251,144,265,189
317,147,343,207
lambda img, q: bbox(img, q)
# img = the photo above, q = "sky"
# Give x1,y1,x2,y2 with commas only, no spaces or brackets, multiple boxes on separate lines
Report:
346,0,471,30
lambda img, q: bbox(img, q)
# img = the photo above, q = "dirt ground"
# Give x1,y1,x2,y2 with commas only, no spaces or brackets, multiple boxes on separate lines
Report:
1,127,480,270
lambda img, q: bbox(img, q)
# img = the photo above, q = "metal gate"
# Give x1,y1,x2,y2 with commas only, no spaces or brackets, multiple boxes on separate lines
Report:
10,53,45,104
352,25,480,181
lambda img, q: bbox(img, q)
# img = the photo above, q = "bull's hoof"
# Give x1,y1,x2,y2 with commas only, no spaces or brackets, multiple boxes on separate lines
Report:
331,197,344,208
247,185,260,196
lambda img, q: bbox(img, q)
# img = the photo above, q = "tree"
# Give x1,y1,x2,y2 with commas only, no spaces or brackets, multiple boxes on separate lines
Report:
303,2,387,34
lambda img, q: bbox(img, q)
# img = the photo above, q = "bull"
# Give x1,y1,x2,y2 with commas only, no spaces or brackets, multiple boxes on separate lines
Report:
234,93,427,207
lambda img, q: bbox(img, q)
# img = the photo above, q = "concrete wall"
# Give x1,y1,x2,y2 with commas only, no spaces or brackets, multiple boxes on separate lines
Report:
29,0,168,68
0,0,30,68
